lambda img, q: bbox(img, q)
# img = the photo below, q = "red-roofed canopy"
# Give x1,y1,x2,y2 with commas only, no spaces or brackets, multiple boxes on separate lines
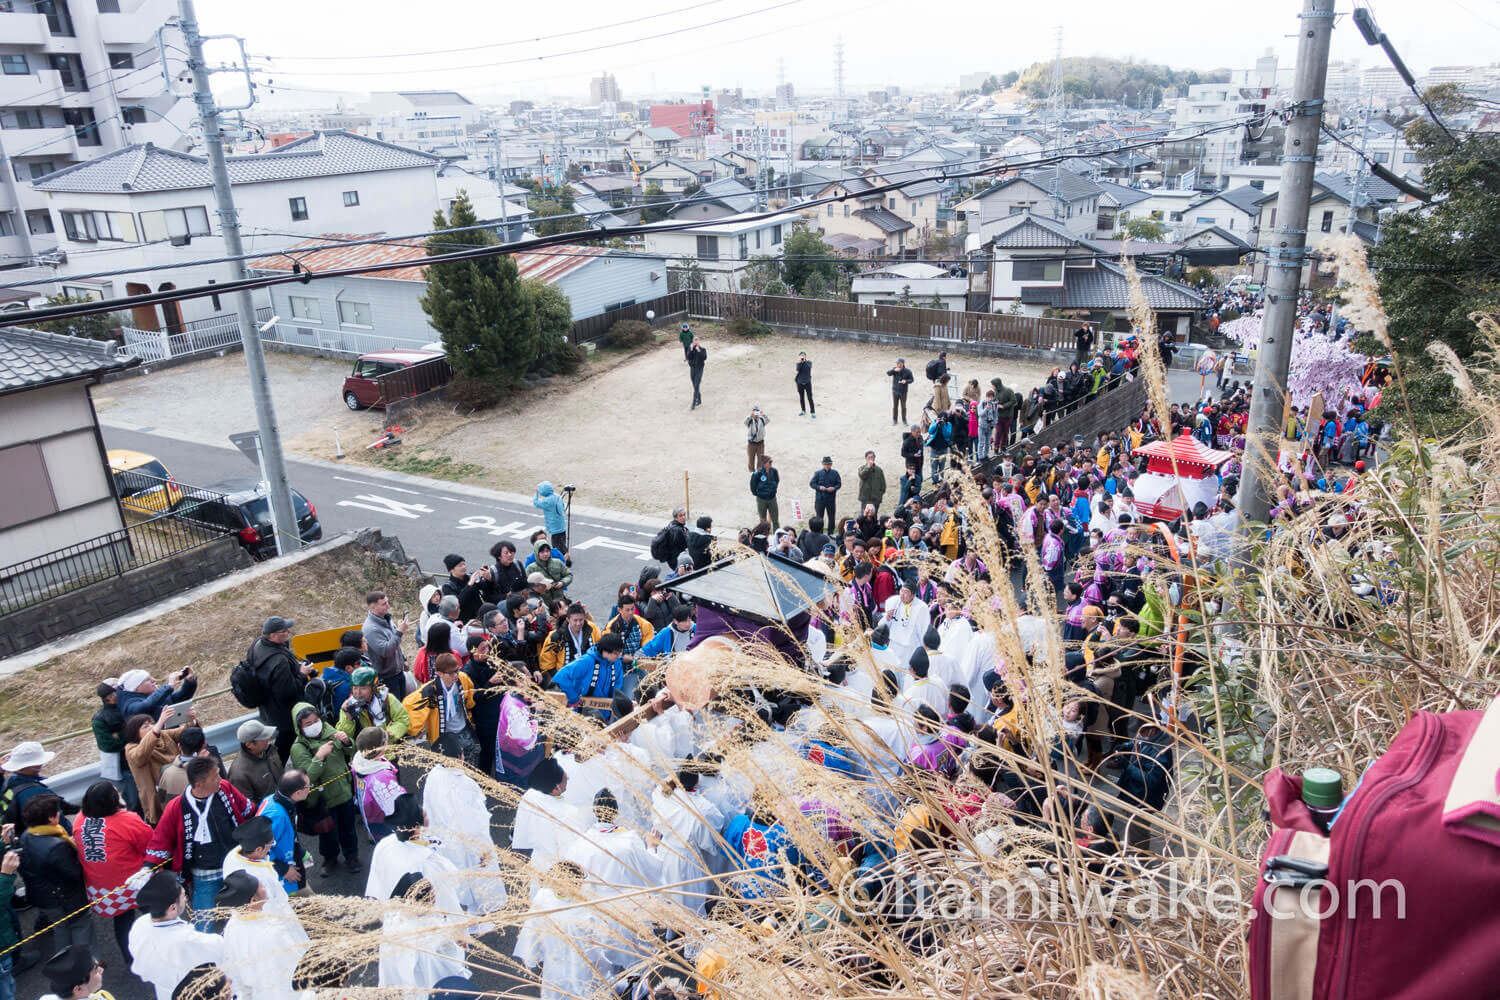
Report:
1132,430,1234,478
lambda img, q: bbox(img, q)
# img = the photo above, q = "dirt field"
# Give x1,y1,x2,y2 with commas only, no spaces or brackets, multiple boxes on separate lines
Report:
93,330,1054,524
2,548,413,771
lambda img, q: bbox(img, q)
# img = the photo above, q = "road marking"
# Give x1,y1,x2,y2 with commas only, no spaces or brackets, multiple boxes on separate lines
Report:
329,476,424,496
572,535,652,561
336,494,435,519
455,516,544,540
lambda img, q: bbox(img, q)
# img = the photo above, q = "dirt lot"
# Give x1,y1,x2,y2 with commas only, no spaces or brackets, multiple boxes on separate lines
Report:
2,548,413,771
94,330,1053,524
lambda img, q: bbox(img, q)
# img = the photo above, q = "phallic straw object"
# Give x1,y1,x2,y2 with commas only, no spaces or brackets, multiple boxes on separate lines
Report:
665,636,738,711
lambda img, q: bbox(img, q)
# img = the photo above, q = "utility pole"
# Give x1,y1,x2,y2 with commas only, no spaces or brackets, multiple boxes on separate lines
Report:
490,129,510,241
179,0,300,554
1237,0,1335,527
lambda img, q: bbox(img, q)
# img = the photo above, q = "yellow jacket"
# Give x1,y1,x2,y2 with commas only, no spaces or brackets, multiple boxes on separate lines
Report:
402,672,476,744
538,620,602,680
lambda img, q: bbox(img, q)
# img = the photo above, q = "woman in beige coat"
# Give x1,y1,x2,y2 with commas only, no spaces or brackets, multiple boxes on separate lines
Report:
123,708,183,823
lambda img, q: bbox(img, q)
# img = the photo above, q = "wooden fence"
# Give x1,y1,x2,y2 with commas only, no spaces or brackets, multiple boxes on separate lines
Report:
567,290,1090,353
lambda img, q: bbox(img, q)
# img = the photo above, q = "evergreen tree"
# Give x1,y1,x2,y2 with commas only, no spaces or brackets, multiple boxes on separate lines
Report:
926,291,946,309
420,191,537,387
896,284,915,307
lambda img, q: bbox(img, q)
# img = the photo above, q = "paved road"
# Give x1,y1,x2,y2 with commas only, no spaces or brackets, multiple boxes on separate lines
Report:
102,425,676,618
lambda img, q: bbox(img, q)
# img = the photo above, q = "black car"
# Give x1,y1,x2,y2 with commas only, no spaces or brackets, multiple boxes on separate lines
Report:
186,478,323,559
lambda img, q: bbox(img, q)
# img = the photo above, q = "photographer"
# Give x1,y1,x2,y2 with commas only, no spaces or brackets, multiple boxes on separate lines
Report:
487,541,528,600
440,554,488,622
745,405,769,473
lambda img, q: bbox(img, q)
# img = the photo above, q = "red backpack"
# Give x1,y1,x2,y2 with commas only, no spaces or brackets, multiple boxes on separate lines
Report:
1250,698,1500,1000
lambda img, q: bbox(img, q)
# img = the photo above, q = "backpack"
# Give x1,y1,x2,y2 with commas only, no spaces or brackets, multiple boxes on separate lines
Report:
230,653,267,709
649,525,676,563
1250,698,1500,1000
924,359,943,381
303,674,340,723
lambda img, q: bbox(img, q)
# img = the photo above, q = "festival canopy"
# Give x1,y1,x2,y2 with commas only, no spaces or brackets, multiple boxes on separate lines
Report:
662,553,839,626
1131,431,1234,521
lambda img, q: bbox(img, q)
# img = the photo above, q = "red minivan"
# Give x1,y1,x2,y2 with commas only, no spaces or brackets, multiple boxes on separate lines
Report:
341,349,444,410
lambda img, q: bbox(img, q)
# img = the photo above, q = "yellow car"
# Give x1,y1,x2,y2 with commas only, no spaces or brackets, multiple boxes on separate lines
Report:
108,449,183,514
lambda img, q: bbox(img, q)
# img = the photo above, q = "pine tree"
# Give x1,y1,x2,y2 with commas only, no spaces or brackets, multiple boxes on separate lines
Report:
419,191,537,388
926,292,945,310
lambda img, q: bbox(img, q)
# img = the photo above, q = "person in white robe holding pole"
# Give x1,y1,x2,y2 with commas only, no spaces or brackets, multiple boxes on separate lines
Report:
217,869,308,1000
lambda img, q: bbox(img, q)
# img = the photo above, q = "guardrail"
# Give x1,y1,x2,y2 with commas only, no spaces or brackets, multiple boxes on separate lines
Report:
46,708,254,806
260,322,430,358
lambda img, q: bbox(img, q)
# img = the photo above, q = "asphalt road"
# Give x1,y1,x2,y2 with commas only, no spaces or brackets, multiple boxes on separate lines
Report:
102,425,676,618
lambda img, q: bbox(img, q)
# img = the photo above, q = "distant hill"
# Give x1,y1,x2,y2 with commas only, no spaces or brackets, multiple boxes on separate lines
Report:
1017,57,1230,108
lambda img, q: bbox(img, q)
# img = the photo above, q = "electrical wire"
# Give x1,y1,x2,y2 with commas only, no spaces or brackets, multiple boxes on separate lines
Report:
0,113,1272,322
0,114,1265,281
252,0,805,78
257,0,739,61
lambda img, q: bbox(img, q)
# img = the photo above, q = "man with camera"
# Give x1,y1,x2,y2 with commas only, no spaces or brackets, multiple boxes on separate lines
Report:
440,554,488,622
745,405,769,473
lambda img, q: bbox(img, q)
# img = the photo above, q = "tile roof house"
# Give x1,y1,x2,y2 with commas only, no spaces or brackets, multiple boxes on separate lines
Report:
960,168,1104,240
667,177,756,221
0,325,139,577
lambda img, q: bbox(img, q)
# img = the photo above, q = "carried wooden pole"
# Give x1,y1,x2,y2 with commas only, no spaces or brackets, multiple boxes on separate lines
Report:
684,470,691,517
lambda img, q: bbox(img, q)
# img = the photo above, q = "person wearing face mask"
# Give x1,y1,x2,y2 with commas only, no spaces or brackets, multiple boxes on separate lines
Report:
337,667,411,745
286,703,358,879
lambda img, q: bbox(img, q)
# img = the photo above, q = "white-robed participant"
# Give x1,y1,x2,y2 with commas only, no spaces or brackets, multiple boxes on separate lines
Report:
883,582,930,668
514,862,622,1000
365,793,464,913
221,815,295,918
936,605,974,662
424,765,508,914
217,869,308,1000
514,757,594,883
650,769,726,915
562,788,664,896
958,631,997,709
378,873,468,999
127,871,224,1000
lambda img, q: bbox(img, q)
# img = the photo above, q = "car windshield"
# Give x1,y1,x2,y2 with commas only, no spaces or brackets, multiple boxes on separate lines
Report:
243,491,312,525
130,460,171,480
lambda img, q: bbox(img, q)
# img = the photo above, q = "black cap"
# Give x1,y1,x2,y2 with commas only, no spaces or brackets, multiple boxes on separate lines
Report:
215,869,261,908
137,870,182,918
43,945,95,996
232,814,274,850
923,627,941,650
443,553,465,571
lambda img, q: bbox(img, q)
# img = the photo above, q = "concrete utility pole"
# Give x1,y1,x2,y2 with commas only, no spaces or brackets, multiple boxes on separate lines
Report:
490,129,510,241
179,0,300,554
1237,0,1335,526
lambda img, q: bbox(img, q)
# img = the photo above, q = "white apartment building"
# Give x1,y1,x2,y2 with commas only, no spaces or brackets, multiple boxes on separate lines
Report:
1,0,191,279
28,130,444,330
361,91,483,153
643,210,801,292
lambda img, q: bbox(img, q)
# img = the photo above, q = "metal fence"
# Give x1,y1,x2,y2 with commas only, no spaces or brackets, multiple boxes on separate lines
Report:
259,321,431,358
118,312,249,362
377,355,454,407
568,292,690,345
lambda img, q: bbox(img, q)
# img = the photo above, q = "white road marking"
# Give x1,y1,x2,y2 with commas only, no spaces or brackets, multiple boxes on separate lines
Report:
336,494,435,519
572,535,652,561
455,516,546,540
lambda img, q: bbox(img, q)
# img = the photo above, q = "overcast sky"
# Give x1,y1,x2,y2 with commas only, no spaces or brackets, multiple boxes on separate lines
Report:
198,0,1500,107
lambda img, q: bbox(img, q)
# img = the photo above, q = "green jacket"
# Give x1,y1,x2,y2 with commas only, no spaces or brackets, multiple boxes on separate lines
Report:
287,701,355,808
532,546,573,591
856,464,887,507
0,872,17,955
336,691,411,742
990,378,1021,420
678,326,694,349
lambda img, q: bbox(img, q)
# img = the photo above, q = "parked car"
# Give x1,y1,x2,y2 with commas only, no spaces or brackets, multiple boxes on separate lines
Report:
107,449,182,514
184,478,323,559
341,349,444,410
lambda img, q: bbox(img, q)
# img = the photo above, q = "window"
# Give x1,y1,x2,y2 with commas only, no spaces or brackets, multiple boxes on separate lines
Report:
61,285,103,301
1249,180,1265,190
1402,152,1418,163
122,106,146,125
843,204,850,217
888,197,896,210
1008,204,1026,216
207,279,220,312
342,190,359,207
60,211,98,242
754,230,762,250
771,224,782,243
1372,152,1389,164
1169,211,1184,222
26,210,53,235
61,108,100,146
0,444,57,531
1320,210,1334,233
37,0,76,36
1,55,27,76
138,206,210,242
10,110,46,130
1148,209,1164,221
97,0,123,11
601,299,636,311
1196,216,1214,224
695,235,718,261
738,234,748,258
337,299,373,327
0,213,13,237
48,54,85,91
1012,259,1062,282
28,160,56,180
288,197,308,221
108,52,134,69
61,210,137,243
288,296,321,323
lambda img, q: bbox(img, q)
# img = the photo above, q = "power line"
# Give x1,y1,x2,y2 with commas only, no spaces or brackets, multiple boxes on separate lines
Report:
257,0,738,61
254,0,805,78
0,114,1263,280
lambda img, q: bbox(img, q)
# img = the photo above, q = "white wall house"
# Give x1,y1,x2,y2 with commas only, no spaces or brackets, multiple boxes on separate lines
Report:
851,262,967,310
28,131,445,330
958,169,1102,244
0,0,191,283
643,211,801,292
1183,185,1265,237
252,240,667,353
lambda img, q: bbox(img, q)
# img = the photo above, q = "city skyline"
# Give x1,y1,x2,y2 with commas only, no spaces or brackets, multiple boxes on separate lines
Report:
200,0,1499,107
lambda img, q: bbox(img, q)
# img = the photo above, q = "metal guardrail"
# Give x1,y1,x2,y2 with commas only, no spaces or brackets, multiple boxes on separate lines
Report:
261,321,430,358
46,710,254,807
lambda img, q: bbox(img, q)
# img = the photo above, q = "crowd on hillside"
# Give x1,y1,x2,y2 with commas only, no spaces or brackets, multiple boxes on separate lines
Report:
0,320,1385,1000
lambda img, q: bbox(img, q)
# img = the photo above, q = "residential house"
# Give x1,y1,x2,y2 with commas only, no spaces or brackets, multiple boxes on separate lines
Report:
851,262,967,310
0,325,136,573
0,0,191,283
622,127,686,163
982,214,1204,339
958,168,1103,243
1093,180,1152,236
1250,172,1402,283
643,211,801,292
1178,226,1255,268
573,174,639,206
1000,133,1047,159
1130,188,1202,235
433,162,532,241
667,177,755,221
862,166,944,239
1183,185,1265,238
813,177,913,255
639,158,708,193
29,131,445,330
252,240,667,351
574,194,640,229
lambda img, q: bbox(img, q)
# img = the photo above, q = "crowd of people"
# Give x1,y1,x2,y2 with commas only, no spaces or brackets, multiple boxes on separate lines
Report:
0,316,1383,1000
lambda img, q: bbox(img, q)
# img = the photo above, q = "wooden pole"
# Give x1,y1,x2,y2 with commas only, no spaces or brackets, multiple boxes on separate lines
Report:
684,470,691,517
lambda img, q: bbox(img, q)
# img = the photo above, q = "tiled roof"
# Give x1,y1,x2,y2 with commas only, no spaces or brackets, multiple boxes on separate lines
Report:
1063,260,1206,311
251,236,635,284
853,206,914,234
1019,167,1103,201
1019,285,1065,306
988,213,1085,249
1190,184,1267,215
1182,225,1253,249
32,132,442,194
825,233,885,254
1313,171,1400,207
1094,180,1152,208
0,326,135,395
